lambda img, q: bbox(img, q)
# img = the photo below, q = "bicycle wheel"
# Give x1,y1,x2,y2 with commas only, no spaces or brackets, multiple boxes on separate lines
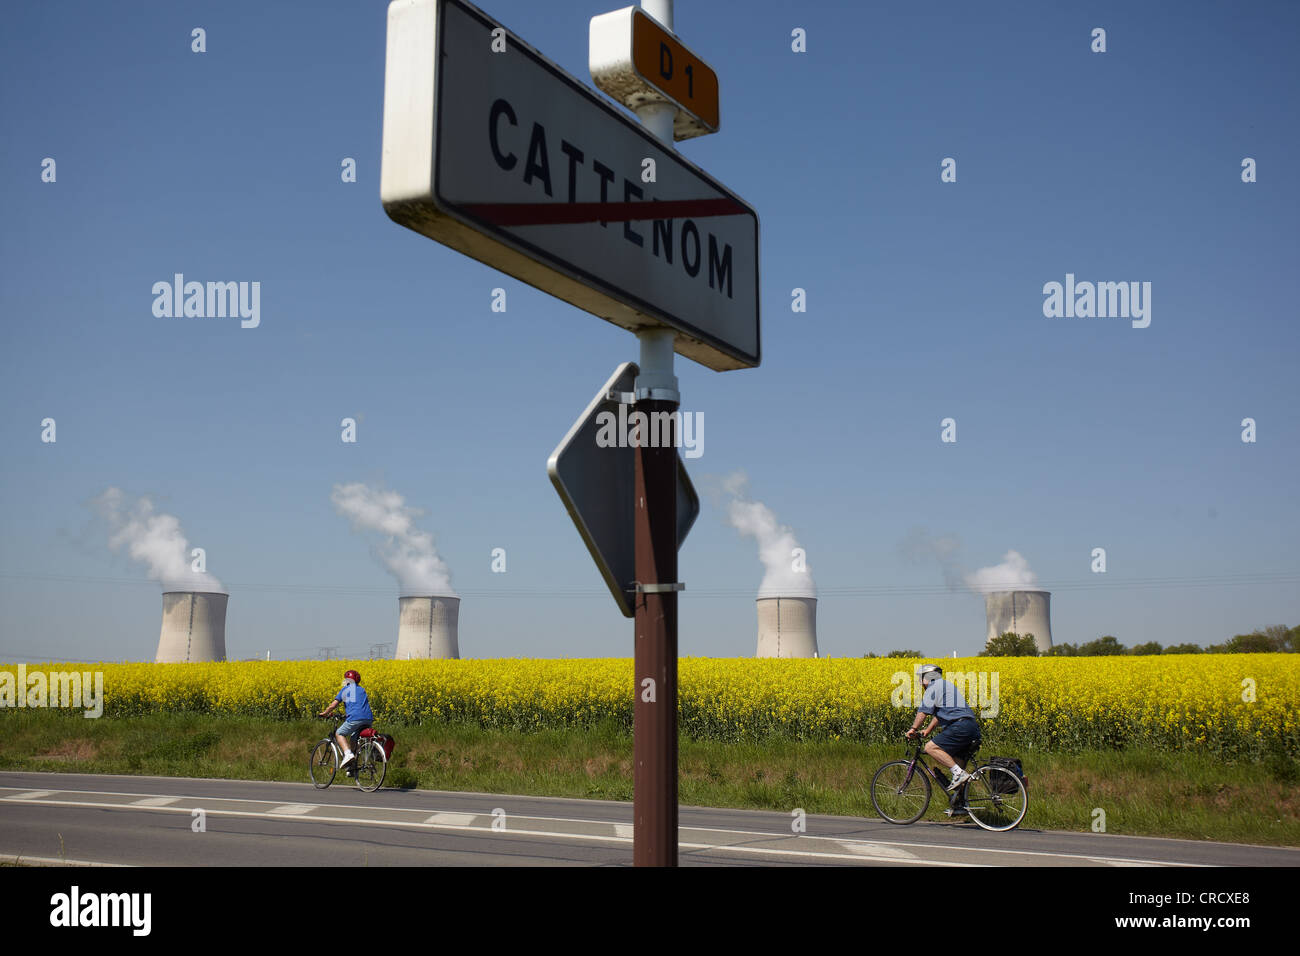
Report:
355,740,387,793
963,766,1027,831
309,740,337,789
870,760,932,824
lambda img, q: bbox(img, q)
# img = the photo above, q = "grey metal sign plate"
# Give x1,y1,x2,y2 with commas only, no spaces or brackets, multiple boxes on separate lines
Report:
547,363,699,617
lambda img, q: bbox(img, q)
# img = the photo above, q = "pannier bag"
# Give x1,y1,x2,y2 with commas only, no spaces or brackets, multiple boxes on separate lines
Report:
357,728,395,759
986,756,1027,794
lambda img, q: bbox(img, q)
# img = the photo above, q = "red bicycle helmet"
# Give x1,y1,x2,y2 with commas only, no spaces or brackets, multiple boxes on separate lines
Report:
344,669,361,684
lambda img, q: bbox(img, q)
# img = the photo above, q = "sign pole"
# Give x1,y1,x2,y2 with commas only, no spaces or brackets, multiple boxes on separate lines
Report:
384,0,756,864
632,0,677,867
632,330,679,867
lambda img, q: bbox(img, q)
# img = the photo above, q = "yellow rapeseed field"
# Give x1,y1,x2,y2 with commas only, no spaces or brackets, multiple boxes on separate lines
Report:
2,655,1295,757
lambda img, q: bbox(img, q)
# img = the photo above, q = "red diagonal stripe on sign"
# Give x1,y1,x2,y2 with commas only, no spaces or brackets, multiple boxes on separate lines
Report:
458,198,748,227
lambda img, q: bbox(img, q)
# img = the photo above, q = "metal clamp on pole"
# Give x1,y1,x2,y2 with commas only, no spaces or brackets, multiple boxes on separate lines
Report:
634,328,680,404
635,582,685,594
606,389,637,404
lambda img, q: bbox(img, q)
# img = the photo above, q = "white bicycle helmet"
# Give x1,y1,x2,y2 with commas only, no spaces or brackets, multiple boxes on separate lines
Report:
918,664,943,685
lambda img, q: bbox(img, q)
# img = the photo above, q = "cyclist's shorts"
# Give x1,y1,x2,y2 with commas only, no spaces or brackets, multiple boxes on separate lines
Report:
337,718,373,740
932,718,980,766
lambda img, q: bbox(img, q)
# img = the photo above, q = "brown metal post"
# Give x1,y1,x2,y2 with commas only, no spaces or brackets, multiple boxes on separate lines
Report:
633,398,678,866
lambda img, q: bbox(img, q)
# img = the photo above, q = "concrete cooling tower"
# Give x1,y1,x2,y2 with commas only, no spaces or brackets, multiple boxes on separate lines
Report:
984,590,1052,653
396,596,460,659
156,591,228,663
756,596,818,658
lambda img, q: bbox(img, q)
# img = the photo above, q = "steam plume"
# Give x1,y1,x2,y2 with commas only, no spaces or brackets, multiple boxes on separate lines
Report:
720,471,816,598
899,530,1038,594
331,482,457,597
898,527,963,590
964,550,1038,593
90,487,223,592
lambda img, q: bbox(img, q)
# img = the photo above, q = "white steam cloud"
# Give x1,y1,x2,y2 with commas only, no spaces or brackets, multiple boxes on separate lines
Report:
720,471,816,599
331,482,457,598
900,529,1039,594
898,527,964,590
963,550,1038,593
90,488,223,592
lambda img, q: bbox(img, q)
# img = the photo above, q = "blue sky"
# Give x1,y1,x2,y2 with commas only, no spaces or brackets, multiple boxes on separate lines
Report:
1,0,1296,663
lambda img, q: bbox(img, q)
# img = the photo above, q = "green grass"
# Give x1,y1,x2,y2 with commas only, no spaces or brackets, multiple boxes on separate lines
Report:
1,711,1296,847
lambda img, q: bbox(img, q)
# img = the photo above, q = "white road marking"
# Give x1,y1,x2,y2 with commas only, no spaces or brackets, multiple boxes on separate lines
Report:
0,786,1231,866
838,841,918,860
423,812,477,826
0,854,131,867
131,796,181,807
1,791,950,862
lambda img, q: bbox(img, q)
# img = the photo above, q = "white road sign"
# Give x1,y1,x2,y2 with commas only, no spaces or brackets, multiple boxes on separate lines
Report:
381,0,760,370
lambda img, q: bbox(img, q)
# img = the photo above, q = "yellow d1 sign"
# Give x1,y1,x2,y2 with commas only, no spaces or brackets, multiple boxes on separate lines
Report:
590,6,720,140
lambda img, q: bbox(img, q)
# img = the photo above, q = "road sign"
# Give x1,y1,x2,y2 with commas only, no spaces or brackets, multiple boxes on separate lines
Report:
547,363,699,617
589,6,720,140
381,0,759,371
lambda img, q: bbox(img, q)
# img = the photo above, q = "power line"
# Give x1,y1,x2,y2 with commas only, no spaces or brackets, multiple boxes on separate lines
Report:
0,569,1296,599
0,650,105,664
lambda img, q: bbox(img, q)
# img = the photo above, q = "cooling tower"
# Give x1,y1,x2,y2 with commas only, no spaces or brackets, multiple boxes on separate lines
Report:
156,591,228,663
984,590,1052,653
396,596,460,659
756,596,818,658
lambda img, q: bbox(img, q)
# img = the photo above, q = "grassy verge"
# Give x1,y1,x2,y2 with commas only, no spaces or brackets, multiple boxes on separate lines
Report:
1,711,1296,847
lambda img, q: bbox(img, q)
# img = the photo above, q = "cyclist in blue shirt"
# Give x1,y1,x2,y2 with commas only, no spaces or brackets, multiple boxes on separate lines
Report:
905,664,981,813
318,669,374,771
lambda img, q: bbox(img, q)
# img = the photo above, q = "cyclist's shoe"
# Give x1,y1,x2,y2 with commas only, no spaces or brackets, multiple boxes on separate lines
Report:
339,751,356,770
946,767,972,791
944,806,969,818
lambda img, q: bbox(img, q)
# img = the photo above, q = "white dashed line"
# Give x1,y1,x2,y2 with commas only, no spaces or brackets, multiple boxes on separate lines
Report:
423,812,477,826
837,841,919,860
131,796,181,807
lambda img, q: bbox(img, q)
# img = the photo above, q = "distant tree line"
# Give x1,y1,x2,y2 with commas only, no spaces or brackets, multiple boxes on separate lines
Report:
976,624,1298,657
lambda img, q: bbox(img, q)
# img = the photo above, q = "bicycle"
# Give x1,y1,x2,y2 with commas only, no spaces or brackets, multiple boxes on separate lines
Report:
309,714,387,793
870,738,1027,832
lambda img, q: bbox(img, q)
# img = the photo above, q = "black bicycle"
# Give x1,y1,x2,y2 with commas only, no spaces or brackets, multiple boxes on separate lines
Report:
309,714,387,792
870,739,1027,831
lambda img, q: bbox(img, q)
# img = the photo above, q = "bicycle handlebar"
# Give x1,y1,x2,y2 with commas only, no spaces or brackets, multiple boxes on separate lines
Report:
901,735,933,757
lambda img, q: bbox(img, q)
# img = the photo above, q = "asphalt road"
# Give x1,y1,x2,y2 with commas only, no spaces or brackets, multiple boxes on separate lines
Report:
1,771,1295,867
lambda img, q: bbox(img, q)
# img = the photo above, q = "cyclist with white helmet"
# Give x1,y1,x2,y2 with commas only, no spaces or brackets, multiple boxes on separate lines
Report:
904,664,981,808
